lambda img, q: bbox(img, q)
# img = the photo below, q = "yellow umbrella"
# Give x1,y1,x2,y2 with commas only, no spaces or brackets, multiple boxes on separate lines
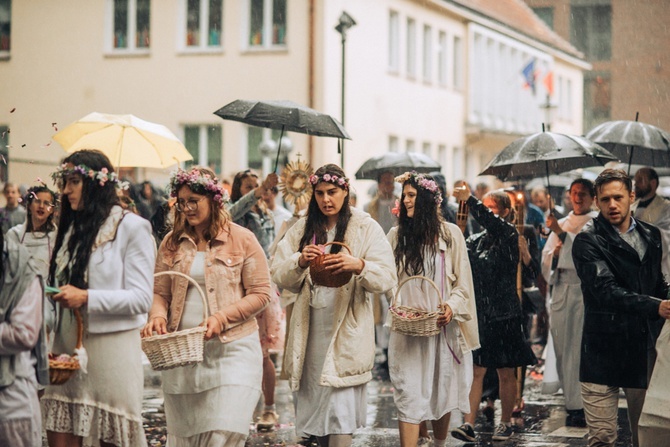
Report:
53,112,193,168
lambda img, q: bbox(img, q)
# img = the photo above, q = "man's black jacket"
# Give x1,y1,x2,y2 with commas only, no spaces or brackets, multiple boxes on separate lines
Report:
572,214,668,389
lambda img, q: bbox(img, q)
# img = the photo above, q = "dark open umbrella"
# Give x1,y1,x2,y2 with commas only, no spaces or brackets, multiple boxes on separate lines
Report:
214,99,351,171
355,152,441,180
480,128,619,188
585,113,670,175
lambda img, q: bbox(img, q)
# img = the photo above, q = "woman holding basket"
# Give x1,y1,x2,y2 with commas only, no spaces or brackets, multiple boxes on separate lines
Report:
142,166,271,446
387,172,479,447
42,150,156,447
272,164,396,447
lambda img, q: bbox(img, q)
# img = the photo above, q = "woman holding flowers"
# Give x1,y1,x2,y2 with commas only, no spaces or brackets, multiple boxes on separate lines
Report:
272,164,396,447
142,166,271,446
387,172,479,447
42,150,156,447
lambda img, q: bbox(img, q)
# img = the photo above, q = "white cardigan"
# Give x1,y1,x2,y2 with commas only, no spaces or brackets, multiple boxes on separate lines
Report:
56,207,156,334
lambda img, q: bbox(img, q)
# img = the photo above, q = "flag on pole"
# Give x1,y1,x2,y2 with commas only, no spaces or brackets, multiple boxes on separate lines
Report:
543,70,554,97
522,58,536,95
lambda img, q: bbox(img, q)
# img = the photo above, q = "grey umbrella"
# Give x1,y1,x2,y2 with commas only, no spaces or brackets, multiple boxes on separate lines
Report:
355,152,441,180
214,99,351,171
585,114,670,175
479,129,619,188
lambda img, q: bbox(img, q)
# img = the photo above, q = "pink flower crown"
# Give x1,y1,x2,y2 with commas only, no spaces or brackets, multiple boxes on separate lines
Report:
169,168,229,208
309,172,350,190
51,163,127,189
395,171,443,206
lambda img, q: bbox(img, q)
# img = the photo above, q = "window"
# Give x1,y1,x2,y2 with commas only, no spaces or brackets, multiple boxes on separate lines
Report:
438,31,447,85
0,125,8,182
388,10,399,72
406,139,415,153
184,0,223,48
0,0,10,54
422,142,431,157
111,0,150,51
422,25,432,82
571,4,611,61
247,127,284,171
453,146,463,182
584,72,611,130
184,124,222,175
532,7,554,30
389,135,399,153
249,0,286,48
438,144,446,174
406,18,416,78
453,35,463,90
566,79,573,121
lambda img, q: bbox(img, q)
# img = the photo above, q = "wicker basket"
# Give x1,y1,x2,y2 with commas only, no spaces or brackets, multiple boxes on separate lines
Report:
309,242,353,288
389,276,445,337
141,271,208,371
48,308,82,385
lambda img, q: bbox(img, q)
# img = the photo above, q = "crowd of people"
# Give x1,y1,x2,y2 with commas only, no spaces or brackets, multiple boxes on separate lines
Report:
1,148,669,447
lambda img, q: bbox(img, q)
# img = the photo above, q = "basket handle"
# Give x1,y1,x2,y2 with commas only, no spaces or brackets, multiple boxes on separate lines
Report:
155,271,210,325
321,241,352,255
392,275,444,308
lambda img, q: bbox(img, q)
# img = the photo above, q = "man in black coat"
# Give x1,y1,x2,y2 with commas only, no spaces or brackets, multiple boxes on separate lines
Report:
572,169,670,447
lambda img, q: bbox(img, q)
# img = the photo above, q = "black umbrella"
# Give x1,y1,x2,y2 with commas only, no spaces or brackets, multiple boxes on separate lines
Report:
479,128,619,189
585,113,670,175
355,152,441,180
214,99,351,171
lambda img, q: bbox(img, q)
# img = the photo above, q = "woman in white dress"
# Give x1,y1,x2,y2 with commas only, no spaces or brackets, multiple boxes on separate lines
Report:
272,164,397,447
387,172,479,447
42,150,156,447
142,166,271,446
6,184,58,279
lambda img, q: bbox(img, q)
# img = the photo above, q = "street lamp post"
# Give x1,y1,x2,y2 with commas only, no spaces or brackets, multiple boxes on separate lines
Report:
335,11,356,169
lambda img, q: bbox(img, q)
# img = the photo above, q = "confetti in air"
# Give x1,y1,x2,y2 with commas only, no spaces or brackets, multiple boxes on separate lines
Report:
1,129,8,138
0,155,5,164
52,122,58,131
9,108,16,113
21,144,26,148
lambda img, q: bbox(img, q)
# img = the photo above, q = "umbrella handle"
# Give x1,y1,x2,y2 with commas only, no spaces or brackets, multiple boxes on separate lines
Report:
273,126,286,173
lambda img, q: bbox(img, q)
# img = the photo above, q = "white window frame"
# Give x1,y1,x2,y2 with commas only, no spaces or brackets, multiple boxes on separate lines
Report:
182,124,223,173
422,142,431,157
438,31,447,86
389,135,399,153
243,0,287,52
566,78,573,122
422,24,432,83
453,35,463,90
388,10,400,73
104,0,151,56
438,144,447,175
406,18,416,79
406,139,415,153
177,0,224,53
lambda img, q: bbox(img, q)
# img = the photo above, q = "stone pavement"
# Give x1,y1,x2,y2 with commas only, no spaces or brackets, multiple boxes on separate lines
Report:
142,358,634,447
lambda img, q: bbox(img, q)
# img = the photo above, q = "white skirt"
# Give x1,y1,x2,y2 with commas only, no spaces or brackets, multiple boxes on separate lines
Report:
42,310,147,447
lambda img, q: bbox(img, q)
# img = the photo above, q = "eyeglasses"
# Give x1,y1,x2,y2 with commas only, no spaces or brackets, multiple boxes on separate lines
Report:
33,199,55,210
176,197,205,213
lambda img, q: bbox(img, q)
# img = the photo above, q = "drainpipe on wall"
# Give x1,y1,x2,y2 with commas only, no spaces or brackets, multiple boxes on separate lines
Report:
308,0,315,162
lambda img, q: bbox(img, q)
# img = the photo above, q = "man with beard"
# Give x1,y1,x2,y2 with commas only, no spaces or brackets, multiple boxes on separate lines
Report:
573,169,670,447
632,167,670,277
542,179,598,428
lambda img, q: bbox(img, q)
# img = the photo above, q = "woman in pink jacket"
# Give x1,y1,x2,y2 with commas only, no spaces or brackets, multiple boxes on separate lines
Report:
142,166,271,446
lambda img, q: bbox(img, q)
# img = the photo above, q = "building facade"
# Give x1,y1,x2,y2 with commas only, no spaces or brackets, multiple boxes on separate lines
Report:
0,0,587,198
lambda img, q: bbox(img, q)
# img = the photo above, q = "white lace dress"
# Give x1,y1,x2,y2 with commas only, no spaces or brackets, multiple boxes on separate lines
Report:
388,252,474,424
162,252,263,447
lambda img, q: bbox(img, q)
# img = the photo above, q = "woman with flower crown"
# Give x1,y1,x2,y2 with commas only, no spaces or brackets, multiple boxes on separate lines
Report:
386,171,479,447
142,166,271,446
42,150,156,447
272,164,396,447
